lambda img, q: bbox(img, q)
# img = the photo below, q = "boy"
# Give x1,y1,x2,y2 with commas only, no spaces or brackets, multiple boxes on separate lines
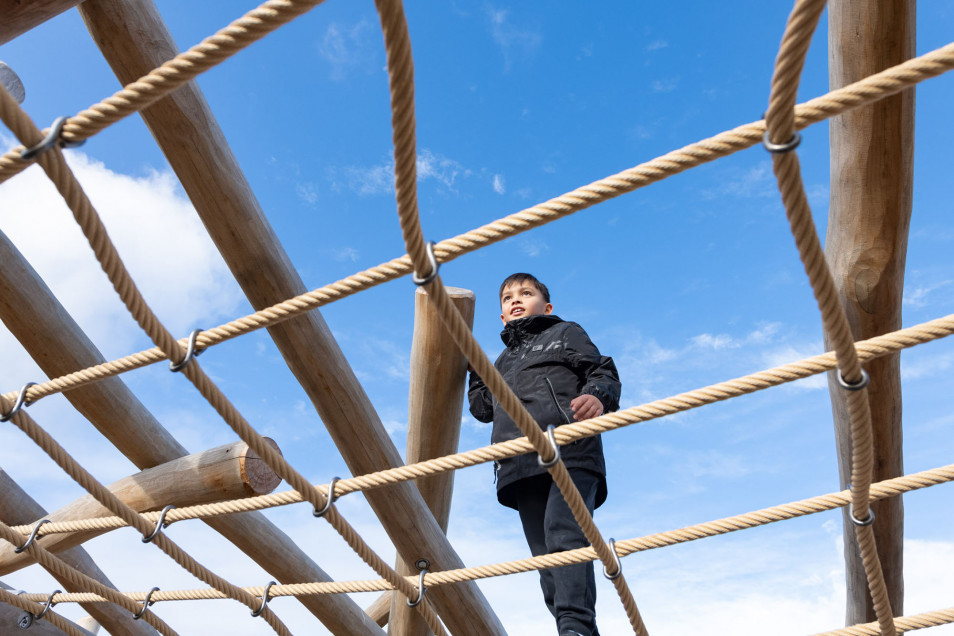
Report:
468,273,620,636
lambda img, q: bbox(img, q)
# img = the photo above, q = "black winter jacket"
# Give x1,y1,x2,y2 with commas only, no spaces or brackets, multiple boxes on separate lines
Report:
468,314,620,509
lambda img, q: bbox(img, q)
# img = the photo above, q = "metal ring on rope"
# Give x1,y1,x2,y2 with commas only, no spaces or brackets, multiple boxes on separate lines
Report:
20,117,86,161
603,538,623,580
762,130,801,154
836,368,870,391
169,329,203,372
14,519,50,554
142,505,176,543
406,568,428,608
133,587,159,620
411,241,440,286
1,381,37,422
35,589,61,621
850,508,876,527
537,425,561,468
313,477,340,518
251,581,277,617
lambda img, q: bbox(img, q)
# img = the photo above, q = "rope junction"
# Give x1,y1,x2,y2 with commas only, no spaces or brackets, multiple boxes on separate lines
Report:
0,0,951,634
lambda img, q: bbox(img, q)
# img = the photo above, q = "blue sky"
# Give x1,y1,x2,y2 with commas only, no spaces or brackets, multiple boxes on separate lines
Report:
1,2,953,634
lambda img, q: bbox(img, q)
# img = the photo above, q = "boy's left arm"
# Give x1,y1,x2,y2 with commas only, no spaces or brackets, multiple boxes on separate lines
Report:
565,324,621,420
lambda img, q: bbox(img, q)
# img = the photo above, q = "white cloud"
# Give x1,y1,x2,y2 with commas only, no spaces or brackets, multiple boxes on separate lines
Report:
518,237,548,257
318,20,375,81
492,174,506,195
904,279,952,308
703,162,777,200
902,350,954,381
651,77,679,93
486,7,542,71
295,181,318,205
691,323,782,351
647,39,669,51
343,149,471,196
327,246,360,263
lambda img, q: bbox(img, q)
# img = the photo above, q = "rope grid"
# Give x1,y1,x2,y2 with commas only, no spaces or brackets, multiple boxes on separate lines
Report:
0,0,951,633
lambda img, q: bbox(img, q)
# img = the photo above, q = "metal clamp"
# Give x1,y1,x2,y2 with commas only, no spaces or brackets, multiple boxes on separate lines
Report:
762,130,801,154
850,508,876,527
142,505,175,543
313,477,340,518
836,368,870,391
35,589,61,621
15,519,50,554
20,117,85,161
251,581,276,617
169,329,203,372
537,425,561,468
603,538,623,580
133,587,159,620
1,382,37,422
406,568,427,608
411,241,440,286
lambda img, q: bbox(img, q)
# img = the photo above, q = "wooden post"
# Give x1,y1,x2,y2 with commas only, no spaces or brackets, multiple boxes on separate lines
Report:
0,470,156,636
365,593,392,627
0,231,383,635
0,0,84,45
0,440,280,575
827,0,913,624
389,287,475,635
76,1,505,632
0,581,96,636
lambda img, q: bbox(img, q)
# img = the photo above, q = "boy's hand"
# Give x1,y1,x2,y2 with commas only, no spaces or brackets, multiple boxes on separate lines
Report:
570,394,603,421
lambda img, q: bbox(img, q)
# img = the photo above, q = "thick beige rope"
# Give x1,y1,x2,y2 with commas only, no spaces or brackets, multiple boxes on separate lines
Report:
3,40,953,412
765,1,894,633
815,607,954,635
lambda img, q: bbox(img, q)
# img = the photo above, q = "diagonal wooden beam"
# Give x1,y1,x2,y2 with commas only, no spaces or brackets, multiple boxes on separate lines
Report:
0,440,280,575
0,230,383,635
0,469,156,635
0,0,84,46
389,287,474,635
76,1,505,632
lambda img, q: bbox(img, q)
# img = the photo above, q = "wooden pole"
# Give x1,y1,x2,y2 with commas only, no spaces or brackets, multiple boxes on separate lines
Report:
0,470,156,636
0,0,84,45
0,581,96,636
389,287,475,635
0,440,280,575
365,593,392,627
0,231,383,635
827,0,913,625
77,2,505,632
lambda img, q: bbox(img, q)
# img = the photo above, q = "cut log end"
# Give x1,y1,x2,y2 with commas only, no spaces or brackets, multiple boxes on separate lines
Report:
240,437,282,495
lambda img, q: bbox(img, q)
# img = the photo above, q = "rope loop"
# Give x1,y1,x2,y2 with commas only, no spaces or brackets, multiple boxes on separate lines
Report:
1,382,37,422
14,519,50,554
313,477,340,518
406,568,427,608
836,368,870,391
411,241,439,286
603,538,623,580
141,505,176,543
169,329,204,372
35,589,61,621
133,587,159,620
537,425,561,468
762,130,801,154
251,581,276,617
19,117,85,161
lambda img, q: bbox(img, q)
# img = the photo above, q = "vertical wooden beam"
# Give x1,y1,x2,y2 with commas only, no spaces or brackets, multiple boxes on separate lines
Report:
0,0,84,46
76,2,505,633
0,231,383,635
0,470,156,635
827,0,914,625
389,287,475,635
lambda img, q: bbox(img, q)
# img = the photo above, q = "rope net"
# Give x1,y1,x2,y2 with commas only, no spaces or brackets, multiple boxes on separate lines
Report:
0,0,951,634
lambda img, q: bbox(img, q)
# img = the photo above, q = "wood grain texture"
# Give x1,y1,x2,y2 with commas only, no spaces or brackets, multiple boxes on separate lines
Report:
0,0,83,45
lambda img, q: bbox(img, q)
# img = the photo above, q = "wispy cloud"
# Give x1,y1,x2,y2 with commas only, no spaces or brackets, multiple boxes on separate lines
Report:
486,7,542,71
647,39,669,51
493,174,506,194
904,279,952,308
651,77,679,93
702,162,777,200
318,20,375,81
327,246,360,263
518,237,548,257
342,149,471,195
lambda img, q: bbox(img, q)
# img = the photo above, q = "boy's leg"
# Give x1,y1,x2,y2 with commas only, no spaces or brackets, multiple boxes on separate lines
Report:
544,468,601,636
514,474,559,620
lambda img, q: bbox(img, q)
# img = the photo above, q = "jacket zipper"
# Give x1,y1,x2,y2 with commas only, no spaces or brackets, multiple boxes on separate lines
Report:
544,377,573,425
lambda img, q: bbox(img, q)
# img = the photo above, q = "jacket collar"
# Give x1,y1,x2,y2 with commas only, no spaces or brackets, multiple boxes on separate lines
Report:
500,314,563,348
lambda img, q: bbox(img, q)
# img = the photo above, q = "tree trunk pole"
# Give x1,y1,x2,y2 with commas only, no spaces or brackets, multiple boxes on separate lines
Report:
827,0,914,625
0,0,84,45
76,1,504,632
389,287,475,635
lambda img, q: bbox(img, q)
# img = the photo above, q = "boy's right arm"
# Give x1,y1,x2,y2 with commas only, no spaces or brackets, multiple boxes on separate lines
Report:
467,371,494,423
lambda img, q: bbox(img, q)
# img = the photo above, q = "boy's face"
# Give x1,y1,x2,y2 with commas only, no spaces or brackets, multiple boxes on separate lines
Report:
500,281,553,325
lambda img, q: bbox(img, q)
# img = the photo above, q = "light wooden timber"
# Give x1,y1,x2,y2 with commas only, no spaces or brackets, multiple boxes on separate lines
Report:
0,580,96,636
389,287,475,635
0,440,280,575
77,1,505,632
0,231,383,636
827,0,913,624
0,0,84,46
76,616,101,634
366,592,392,627
0,470,155,635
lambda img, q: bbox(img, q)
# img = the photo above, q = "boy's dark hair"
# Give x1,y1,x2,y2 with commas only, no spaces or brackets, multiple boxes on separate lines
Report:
499,273,550,304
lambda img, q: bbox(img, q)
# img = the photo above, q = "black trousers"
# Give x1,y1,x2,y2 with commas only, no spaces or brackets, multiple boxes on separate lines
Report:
514,468,601,636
